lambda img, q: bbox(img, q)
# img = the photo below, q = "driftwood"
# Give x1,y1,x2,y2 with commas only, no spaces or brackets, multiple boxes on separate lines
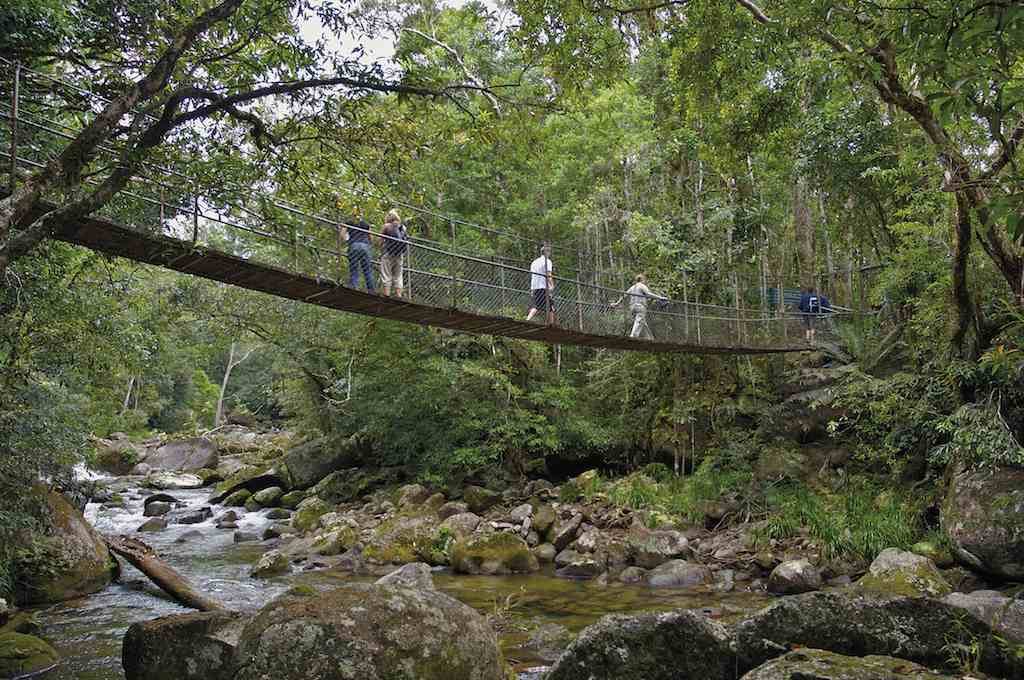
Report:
104,535,225,612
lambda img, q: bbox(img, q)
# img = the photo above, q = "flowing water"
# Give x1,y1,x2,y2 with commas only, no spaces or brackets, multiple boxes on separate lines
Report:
30,482,772,679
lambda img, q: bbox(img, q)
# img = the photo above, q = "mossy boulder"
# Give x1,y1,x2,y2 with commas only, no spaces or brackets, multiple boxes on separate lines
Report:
250,550,290,579
942,465,1024,579
279,489,309,509
252,486,283,507
740,649,958,680
146,437,218,472
222,489,252,507
767,559,822,595
14,489,116,606
123,610,246,680
531,503,556,533
463,485,501,514
627,528,692,569
312,528,359,557
733,589,1024,677
310,467,398,504
363,516,437,564
233,584,503,680
857,548,951,598
93,438,142,475
545,610,734,680
0,632,59,678
450,532,539,575
282,435,364,489
910,541,955,568
293,498,332,534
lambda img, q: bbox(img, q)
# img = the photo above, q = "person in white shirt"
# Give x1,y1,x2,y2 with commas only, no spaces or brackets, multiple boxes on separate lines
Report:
526,245,555,324
611,274,665,339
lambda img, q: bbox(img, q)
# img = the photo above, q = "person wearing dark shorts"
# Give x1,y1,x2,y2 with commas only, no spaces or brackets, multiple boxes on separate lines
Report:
526,245,555,324
798,287,830,343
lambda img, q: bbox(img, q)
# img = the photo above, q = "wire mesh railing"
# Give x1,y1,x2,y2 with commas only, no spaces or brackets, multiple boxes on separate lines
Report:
0,59,849,351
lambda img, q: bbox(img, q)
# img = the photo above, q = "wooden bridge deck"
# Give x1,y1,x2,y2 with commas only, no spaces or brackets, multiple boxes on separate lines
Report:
51,213,808,354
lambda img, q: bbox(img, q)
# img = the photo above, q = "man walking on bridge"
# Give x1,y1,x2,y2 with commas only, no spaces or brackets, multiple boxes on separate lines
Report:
342,213,376,294
611,274,666,340
526,245,555,324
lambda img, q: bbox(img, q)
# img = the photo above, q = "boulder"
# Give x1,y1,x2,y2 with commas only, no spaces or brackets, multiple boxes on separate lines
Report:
531,503,556,533
645,560,713,588
146,437,218,472
943,590,1024,642
93,437,143,475
312,528,357,557
122,610,246,680
175,507,213,525
397,484,431,508
233,584,503,680
438,501,469,520
244,495,262,512
0,632,59,678
509,503,533,523
143,501,172,517
143,492,179,507
233,531,259,543
942,465,1024,579
910,541,955,568
532,543,557,563
262,524,287,541
281,435,363,489
544,609,734,680
252,486,284,507
550,513,583,551
440,512,482,538
14,489,115,606
175,530,203,544
627,528,692,569
733,589,1024,677
451,533,540,575
857,548,951,598
618,566,647,584
556,555,604,580
375,563,435,590
363,515,436,564
250,550,290,578
137,517,168,532
265,508,291,520
293,498,332,533
279,489,308,509
463,485,502,514
768,559,822,595
131,462,152,476
740,649,958,680
146,472,204,490
223,489,252,507
309,467,398,504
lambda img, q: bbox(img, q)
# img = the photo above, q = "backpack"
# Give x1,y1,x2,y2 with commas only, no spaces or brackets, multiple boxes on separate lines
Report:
808,295,821,314
387,223,408,256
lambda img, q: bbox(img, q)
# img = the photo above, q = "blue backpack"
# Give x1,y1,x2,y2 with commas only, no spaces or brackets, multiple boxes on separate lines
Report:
386,224,408,256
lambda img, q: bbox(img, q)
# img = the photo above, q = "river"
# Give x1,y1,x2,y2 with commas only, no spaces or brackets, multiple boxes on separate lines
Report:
31,482,772,679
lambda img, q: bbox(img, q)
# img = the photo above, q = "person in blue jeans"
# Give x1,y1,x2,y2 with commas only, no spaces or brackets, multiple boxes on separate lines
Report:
342,214,375,293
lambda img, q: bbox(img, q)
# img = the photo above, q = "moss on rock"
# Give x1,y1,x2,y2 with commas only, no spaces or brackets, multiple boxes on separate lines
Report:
0,632,59,678
450,532,539,575
741,648,959,679
293,498,332,534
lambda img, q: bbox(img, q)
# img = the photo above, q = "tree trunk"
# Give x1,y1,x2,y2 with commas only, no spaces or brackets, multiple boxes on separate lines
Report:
104,535,225,611
215,342,236,427
951,194,977,360
793,175,815,290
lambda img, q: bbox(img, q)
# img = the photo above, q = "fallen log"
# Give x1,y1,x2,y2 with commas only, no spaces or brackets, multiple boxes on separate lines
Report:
104,535,225,612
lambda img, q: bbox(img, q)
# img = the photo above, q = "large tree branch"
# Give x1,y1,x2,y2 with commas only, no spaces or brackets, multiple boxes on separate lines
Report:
402,27,503,114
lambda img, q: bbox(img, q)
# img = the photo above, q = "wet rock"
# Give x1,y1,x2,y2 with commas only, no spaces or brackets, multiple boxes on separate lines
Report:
397,483,431,508
146,437,219,472
768,559,822,595
943,590,1024,642
733,589,1024,677
550,513,583,551
217,510,240,523
740,649,959,680
262,524,287,541
545,609,734,680
222,489,251,507
627,528,692,569
252,486,284,507
464,485,502,514
144,492,179,506
618,566,647,584
211,470,287,504
244,495,262,512
217,521,238,530
292,497,332,533
438,501,469,520
451,532,540,575
309,466,398,504
131,462,152,476
122,610,246,680
93,437,145,475
375,562,435,590
645,560,713,588
264,508,291,520
0,632,60,678
440,512,482,538
14,490,115,606
143,501,172,517
555,555,604,580
363,515,436,564
532,543,557,563
250,550,290,578
233,531,259,543
175,530,203,544
857,548,951,598
531,503,556,533
942,465,1024,579
176,507,213,525
312,528,357,556
233,583,503,680
146,472,204,490
525,622,573,663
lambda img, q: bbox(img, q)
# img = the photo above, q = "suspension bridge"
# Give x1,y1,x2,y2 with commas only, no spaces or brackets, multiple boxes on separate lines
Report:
1,60,846,354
